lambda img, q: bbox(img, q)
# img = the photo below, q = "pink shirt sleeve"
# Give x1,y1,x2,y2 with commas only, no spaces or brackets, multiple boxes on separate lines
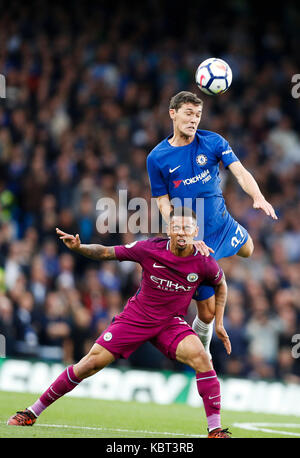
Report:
203,257,224,286
114,240,147,263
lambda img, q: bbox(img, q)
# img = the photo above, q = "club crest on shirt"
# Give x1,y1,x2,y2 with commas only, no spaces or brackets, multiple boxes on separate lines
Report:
187,273,198,282
196,154,207,166
103,332,113,341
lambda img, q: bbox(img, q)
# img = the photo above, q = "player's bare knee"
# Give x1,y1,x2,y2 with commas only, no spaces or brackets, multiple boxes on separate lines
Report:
197,310,214,324
238,237,254,258
86,354,104,373
243,242,254,257
74,354,101,378
248,238,254,256
75,345,114,378
187,348,211,372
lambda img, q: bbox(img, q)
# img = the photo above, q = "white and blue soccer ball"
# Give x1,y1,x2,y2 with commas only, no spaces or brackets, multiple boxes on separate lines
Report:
195,58,232,95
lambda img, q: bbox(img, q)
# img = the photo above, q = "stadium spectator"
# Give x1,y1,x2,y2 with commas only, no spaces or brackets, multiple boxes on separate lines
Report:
0,0,299,378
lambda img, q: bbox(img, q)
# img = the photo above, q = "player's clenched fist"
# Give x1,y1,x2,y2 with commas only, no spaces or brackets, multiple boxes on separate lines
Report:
56,228,81,251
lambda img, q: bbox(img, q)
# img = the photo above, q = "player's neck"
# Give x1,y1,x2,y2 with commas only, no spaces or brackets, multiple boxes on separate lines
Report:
169,241,194,257
168,131,195,147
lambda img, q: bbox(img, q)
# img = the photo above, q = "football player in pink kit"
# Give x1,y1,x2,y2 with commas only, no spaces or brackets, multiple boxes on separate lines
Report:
7,208,232,438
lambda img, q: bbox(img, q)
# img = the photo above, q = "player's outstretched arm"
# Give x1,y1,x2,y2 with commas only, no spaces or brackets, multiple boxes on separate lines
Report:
214,275,231,355
228,161,278,220
56,228,117,260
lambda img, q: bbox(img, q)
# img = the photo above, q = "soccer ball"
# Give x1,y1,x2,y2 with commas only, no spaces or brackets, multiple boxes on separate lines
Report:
195,58,232,95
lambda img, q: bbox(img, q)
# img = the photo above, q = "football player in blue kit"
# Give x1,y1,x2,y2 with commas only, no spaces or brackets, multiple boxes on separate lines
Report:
147,91,277,359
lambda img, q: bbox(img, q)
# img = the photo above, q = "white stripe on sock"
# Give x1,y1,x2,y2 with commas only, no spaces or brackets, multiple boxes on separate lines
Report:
50,386,62,397
196,375,217,381
67,366,79,384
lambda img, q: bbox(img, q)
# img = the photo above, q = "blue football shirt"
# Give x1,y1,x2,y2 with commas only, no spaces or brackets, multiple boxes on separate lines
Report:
147,129,239,238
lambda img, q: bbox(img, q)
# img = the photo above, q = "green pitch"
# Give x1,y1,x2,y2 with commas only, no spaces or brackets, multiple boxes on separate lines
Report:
0,390,300,438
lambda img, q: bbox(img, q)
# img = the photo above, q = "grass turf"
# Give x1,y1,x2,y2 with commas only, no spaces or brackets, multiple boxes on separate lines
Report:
1,390,300,439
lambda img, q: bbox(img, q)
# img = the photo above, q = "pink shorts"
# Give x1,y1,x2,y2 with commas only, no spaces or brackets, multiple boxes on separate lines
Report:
96,313,196,360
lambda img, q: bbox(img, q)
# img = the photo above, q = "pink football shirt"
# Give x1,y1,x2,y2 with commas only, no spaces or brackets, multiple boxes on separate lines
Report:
114,237,223,324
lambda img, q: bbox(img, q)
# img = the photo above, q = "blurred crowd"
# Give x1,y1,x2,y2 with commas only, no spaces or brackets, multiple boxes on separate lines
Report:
0,0,300,382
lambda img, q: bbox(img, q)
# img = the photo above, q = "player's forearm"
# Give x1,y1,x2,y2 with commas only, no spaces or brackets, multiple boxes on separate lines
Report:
73,244,116,261
156,195,173,223
214,280,228,326
234,168,263,200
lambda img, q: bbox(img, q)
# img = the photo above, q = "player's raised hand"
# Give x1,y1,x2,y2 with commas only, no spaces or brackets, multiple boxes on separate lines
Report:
253,196,278,220
56,228,81,251
215,324,231,355
193,240,214,257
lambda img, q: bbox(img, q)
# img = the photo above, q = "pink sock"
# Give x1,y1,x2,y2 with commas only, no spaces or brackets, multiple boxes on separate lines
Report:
28,365,81,417
196,369,221,432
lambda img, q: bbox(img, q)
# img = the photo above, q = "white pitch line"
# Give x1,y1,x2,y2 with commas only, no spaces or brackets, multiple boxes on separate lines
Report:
233,422,300,437
3,421,205,437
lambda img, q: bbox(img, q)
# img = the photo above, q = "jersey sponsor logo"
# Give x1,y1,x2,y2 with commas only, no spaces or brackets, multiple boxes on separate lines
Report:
103,332,113,341
169,165,181,173
173,180,183,188
173,169,211,188
150,275,194,292
196,154,208,166
153,263,166,268
187,273,198,282
222,149,233,155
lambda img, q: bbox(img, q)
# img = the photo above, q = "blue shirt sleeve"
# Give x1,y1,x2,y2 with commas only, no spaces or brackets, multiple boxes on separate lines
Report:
215,135,239,169
147,154,168,197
